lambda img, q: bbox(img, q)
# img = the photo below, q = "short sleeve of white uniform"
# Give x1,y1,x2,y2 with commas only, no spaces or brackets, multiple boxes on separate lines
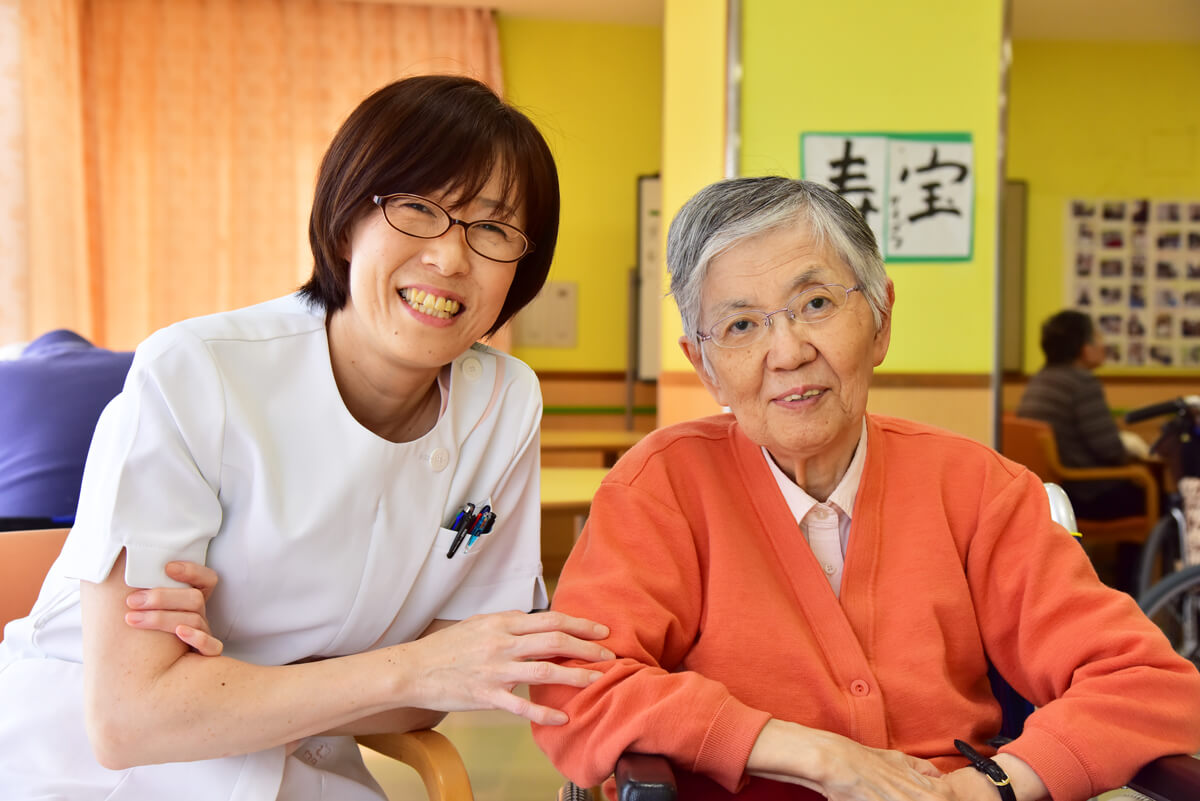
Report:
57,326,224,589
434,353,548,619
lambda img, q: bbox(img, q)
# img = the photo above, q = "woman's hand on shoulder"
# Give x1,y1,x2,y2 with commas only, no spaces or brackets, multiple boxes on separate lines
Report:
123,561,224,656
403,610,613,727
747,719,984,800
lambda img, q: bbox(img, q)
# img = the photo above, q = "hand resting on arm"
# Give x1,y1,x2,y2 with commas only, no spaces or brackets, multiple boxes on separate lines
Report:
87,551,611,769
747,719,1047,801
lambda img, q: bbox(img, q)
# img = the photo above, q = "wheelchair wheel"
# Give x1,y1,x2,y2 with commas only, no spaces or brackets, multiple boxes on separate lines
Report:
1136,507,1186,597
1138,564,1200,664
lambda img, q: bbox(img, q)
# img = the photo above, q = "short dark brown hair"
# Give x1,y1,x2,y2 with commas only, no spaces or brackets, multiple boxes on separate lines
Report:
301,75,559,335
1041,309,1095,365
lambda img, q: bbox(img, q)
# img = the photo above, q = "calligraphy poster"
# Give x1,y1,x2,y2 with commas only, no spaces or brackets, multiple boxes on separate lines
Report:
801,132,975,262
1065,198,1200,369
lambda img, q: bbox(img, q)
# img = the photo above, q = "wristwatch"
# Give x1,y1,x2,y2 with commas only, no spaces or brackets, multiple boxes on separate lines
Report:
954,739,1017,801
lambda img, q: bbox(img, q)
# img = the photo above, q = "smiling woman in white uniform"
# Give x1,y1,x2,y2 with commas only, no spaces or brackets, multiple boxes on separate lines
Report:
0,75,612,801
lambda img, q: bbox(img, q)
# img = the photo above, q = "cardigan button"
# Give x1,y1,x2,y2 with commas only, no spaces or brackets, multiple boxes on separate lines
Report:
850,679,870,697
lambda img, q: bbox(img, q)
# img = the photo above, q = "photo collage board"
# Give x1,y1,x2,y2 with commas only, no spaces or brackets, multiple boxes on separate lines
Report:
1066,198,1200,369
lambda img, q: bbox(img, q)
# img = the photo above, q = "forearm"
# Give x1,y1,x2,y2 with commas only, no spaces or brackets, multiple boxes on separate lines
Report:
83,551,437,768
85,640,425,768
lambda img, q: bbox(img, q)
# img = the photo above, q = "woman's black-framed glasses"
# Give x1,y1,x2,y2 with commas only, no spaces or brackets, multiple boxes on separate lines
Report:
372,193,534,263
697,284,862,349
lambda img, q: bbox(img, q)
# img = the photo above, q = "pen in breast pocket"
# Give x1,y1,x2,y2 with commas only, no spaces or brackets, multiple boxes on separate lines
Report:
445,503,475,558
464,511,497,552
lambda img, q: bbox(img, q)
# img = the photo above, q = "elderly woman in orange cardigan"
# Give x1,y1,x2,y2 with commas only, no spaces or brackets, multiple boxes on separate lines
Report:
531,177,1200,801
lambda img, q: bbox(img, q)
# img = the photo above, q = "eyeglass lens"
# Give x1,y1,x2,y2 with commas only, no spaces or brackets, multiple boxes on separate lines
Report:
378,194,531,262
707,285,853,348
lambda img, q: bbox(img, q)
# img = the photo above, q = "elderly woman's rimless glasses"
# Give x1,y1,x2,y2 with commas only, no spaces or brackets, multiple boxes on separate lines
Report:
697,284,863,349
372,193,535,263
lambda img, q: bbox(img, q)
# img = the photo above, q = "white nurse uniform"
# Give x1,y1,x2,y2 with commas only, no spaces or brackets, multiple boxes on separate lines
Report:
0,293,548,800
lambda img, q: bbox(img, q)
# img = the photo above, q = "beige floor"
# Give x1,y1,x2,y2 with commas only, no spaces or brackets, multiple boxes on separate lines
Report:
360,690,570,801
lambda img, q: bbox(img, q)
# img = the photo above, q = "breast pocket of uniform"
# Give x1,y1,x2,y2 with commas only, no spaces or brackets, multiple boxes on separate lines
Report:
436,497,495,562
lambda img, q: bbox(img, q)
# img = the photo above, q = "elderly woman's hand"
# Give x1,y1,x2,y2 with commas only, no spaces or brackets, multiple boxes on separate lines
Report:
123,561,224,656
748,719,982,801
399,610,613,727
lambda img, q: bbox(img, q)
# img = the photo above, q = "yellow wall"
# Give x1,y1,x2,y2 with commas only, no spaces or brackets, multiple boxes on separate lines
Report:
498,16,662,372
658,0,728,375
739,0,1004,374
1007,40,1200,374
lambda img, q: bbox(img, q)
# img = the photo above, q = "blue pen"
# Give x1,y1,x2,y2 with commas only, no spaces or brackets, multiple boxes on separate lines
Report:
464,511,496,551
458,505,490,551
445,503,475,558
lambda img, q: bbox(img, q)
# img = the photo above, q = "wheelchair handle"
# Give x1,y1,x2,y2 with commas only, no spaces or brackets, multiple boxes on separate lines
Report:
1125,396,1200,424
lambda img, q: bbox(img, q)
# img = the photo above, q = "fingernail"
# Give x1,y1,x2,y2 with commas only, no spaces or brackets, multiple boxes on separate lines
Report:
593,623,609,636
601,649,615,661
127,591,148,609
125,612,145,624
588,671,603,683
550,711,568,725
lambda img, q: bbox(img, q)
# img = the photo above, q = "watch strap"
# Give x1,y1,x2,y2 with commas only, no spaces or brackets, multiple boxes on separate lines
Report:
954,739,1017,801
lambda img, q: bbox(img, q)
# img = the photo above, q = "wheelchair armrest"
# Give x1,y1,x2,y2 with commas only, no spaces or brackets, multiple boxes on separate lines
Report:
1126,754,1200,801
615,752,677,801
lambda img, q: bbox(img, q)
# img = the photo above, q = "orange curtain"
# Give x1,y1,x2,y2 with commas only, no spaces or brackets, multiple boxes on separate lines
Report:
19,0,503,350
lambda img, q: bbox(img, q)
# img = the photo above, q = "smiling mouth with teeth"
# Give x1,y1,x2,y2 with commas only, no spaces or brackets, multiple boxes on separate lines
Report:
781,389,824,402
400,288,461,319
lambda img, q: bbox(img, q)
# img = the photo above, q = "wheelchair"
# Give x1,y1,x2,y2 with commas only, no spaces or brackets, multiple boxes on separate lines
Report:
554,483,1200,801
1126,397,1200,665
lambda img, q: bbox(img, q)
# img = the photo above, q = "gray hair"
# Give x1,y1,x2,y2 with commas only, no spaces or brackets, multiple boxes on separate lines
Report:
666,177,889,341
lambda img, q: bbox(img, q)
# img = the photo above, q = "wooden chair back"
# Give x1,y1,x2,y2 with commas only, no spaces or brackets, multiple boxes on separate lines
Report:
0,527,70,635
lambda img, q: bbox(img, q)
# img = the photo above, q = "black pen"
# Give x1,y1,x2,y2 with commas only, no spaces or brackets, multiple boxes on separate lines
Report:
448,504,490,558
445,503,475,558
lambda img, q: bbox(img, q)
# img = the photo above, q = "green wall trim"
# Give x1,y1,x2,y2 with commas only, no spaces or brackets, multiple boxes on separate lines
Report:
544,405,657,416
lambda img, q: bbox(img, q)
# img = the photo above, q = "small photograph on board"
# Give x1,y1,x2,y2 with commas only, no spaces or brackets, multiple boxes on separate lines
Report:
1132,256,1147,278
1104,343,1122,363
1098,286,1124,306
1132,226,1148,254
1183,317,1200,338
1130,284,1147,308
1102,201,1127,221
1072,200,1096,218
1185,289,1200,308
1189,203,1200,222
1076,223,1095,247
1127,313,1147,336
1188,261,1200,279
1150,344,1176,367
1132,199,1150,223
1100,258,1124,278
1185,345,1200,366
1098,313,1123,335
1075,253,1094,276
1156,288,1180,308
1155,313,1176,337
1157,231,1182,250
1157,261,1180,280
1102,229,1125,248
1076,284,1093,307
1158,202,1182,223
1129,341,1146,366
1189,232,1200,250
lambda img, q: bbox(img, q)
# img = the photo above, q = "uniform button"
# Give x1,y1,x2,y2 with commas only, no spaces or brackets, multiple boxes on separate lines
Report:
823,563,836,575
462,357,483,380
429,448,450,472
850,679,870,697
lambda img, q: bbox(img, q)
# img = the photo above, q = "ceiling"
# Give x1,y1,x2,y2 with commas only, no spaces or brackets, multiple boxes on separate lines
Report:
364,0,1199,40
